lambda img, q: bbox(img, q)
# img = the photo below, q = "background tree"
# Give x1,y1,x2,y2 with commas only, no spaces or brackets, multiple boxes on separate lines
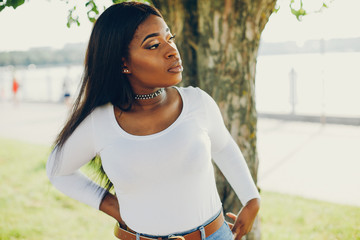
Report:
151,2,275,239
0,0,332,239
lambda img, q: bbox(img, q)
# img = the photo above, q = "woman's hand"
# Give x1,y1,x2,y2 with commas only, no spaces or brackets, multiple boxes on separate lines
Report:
226,198,260,240
99,192,125,226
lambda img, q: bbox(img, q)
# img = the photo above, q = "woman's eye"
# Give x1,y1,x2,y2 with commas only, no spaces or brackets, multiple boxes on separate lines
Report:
148,44,160,50
146,35,176,50
169,34,176,42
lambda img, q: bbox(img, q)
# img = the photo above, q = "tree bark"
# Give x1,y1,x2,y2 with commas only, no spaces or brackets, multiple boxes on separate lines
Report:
153,0,276,239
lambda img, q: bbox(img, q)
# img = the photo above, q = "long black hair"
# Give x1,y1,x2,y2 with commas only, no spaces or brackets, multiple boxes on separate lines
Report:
54,2,163,191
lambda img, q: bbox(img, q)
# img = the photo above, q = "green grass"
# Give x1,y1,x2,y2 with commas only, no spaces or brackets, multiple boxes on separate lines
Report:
0,138,114,240
260,192,360,240
0,138,359,240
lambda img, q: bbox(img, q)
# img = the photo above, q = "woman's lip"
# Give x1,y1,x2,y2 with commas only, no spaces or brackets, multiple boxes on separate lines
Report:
168,64,183,73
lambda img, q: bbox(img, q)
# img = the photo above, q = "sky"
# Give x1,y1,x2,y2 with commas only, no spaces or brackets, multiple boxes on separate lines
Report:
0,0,100,51
262,0,360,44
0,0,360,51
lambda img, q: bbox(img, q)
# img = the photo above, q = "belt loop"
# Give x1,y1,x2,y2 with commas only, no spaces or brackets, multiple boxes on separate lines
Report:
199,226,206,240
136,233,140,240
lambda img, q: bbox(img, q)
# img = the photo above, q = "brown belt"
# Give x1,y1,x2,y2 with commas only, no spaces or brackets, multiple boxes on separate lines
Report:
114,211,225,240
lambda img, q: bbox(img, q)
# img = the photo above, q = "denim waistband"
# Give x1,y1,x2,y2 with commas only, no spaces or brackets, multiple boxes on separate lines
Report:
139,208,223,239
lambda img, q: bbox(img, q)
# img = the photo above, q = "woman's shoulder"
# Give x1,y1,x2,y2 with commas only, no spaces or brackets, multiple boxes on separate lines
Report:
177,86,214,103
89,103,113,123
176,85,207,99
85,103,118,148
177,85,198,92
92,103,112,114
73,104,112,132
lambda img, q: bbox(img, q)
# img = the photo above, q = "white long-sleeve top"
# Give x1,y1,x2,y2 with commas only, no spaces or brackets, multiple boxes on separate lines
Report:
47,86,260,236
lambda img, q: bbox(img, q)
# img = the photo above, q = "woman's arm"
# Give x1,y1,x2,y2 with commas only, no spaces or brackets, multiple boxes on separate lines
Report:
200,88,261,204
46,114,108,209
226,198,261,240
199,88,261,238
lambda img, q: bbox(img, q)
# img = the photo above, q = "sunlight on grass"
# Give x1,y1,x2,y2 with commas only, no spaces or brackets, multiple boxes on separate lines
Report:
0,138,114,240
260,191,360,239
0,138,359,240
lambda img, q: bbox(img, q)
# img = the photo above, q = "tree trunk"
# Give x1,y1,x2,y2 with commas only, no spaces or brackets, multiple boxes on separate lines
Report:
153,0,276,239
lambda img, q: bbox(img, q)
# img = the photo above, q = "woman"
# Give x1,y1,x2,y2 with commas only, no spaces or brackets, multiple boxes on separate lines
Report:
47,2,260,240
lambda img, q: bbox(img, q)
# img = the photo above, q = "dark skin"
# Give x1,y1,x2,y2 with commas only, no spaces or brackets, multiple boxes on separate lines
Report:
226,198,260,239
99,14,260,239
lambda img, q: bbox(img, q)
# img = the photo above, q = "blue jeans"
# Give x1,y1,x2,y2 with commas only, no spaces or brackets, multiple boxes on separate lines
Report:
206,221,233,240
138,210,233,240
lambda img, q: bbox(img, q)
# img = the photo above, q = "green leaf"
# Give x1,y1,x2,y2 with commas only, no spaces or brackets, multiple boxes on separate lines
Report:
66,5,80,28
6,0,25,9
86,0,100,23
274,4,280,13
289,0,307,21
112,0,126,3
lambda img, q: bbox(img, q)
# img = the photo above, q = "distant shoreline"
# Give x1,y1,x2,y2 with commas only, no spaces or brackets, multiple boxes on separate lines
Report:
1,37,360,67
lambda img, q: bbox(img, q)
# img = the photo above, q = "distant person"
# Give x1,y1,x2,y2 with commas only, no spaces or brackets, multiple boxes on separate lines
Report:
62,67,72,107
46,3,260,240
12,75,20,105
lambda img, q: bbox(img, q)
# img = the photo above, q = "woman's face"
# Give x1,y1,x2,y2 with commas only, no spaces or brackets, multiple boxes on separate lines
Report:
123,14,183,94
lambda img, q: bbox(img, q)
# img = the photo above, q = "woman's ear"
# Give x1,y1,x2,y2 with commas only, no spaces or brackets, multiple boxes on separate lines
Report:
122,58,131,74
122,66,131,74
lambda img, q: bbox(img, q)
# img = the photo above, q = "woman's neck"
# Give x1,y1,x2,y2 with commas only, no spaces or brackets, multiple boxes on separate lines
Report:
132,88,168,111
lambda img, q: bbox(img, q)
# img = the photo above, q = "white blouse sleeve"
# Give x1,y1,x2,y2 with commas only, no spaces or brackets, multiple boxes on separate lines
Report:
199,89,260,205
46,114,108,209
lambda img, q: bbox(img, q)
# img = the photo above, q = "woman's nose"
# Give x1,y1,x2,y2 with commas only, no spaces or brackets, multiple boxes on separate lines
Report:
165,43,179,59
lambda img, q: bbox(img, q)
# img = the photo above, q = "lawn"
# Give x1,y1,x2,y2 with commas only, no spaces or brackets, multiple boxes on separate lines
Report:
0,138,359,240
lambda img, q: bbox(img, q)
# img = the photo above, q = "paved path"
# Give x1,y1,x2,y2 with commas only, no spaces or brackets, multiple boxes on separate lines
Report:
0,101,69,145
1,101,359,207
257,118,360,207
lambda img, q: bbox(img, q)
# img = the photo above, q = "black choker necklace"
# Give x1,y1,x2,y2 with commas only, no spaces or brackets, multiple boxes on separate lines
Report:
134,88,165,100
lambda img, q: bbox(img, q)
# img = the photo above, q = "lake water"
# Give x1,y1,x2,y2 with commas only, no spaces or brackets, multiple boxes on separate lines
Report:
256,52,360,117
0,64,83,103
1,52,359,117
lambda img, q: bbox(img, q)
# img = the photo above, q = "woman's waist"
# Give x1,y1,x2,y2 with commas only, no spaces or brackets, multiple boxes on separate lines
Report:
119,200,223,236
117,208,224,239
